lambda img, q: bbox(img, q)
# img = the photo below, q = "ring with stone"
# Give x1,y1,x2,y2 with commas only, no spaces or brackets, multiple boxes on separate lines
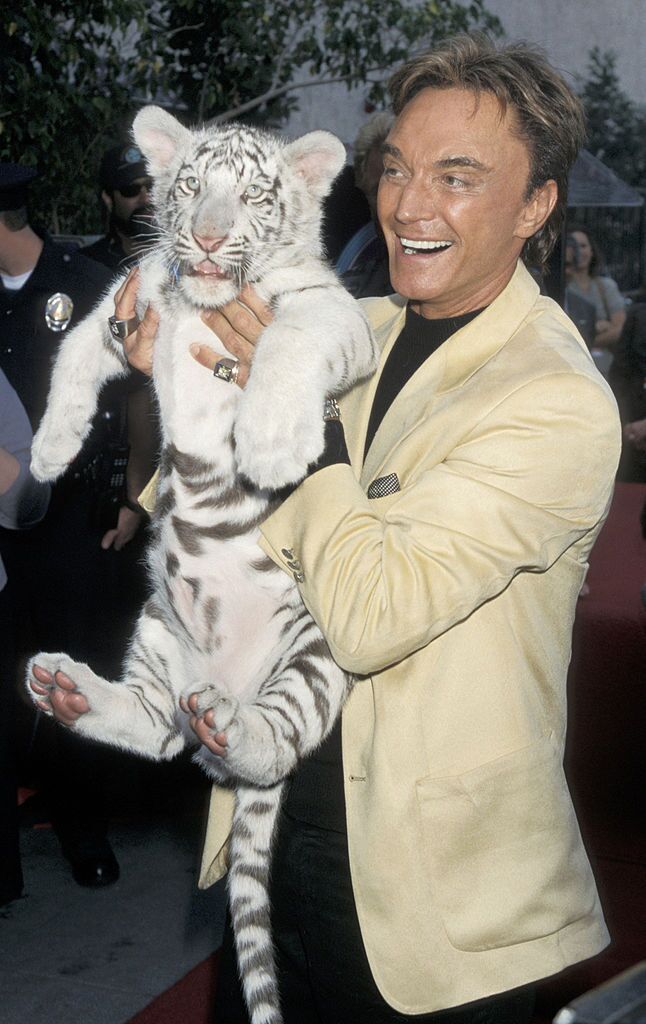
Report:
108,314,140,341
213,358,240,385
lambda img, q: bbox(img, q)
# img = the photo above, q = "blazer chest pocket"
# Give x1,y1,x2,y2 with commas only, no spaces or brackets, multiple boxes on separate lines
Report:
367,472,400,499
415,735,597,952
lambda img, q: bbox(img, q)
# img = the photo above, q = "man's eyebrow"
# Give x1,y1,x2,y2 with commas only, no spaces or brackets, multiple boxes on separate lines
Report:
434,156,489,172
381,145,490,173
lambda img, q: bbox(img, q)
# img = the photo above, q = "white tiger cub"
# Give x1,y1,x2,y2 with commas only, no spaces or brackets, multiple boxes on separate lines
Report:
26,106,377,1024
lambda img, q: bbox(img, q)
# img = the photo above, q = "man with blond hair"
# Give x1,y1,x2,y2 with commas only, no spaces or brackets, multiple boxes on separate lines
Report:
195,35,621,1022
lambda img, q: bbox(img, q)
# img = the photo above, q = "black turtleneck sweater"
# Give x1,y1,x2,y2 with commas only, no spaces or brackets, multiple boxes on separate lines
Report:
283,303,483,832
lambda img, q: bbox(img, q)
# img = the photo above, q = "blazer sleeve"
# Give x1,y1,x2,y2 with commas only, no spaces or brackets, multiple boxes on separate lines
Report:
259,370,621,675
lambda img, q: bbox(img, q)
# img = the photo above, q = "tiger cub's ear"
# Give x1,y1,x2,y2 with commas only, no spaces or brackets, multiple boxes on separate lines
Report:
283,131,346,199
132,106,192,178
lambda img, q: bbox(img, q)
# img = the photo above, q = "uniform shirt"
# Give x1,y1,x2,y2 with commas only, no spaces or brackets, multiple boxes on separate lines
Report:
0,234,148,471
0,233,114,430
82,234,134,273
0,234,125,575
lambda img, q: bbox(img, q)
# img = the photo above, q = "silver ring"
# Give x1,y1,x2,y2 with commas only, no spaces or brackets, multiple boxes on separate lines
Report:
323,397,341,422
213,358,240,385
108,314,140,341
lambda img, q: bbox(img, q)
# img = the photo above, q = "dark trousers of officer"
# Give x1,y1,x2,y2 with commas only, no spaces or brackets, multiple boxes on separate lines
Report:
3,480,148,866
0,583,24,904
212,810,536,1024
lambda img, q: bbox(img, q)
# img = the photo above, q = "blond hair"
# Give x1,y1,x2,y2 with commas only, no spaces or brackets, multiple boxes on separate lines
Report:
388,34,586,267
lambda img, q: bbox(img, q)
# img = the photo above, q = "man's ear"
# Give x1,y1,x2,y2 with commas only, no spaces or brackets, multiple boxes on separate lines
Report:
101,190,113,213
515,179,558,240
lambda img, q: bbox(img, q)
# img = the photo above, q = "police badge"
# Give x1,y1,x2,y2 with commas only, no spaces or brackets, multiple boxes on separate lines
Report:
45,292,74,332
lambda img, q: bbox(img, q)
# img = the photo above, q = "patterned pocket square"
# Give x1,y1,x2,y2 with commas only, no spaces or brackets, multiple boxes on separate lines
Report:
367,473,400,499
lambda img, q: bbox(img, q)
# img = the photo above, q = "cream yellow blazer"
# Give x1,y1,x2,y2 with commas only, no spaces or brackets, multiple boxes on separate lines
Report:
190,262,621,1013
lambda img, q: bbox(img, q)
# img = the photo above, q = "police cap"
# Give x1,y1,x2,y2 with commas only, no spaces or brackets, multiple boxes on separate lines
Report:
0,163,37,211
99,143,148,192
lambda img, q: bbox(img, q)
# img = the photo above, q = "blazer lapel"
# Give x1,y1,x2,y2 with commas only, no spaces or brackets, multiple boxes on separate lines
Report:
339,294,406,471
358,262,541,486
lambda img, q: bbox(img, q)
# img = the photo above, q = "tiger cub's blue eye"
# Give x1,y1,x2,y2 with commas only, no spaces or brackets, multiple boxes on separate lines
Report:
178,177,200,196
244,183,265,200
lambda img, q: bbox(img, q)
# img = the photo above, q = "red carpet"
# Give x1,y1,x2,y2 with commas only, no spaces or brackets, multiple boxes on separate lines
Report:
532,482,646,1022
128,485,646,1024
128,950,220,1024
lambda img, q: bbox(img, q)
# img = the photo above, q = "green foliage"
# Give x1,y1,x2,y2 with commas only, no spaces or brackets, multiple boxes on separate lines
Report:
0,0,501,234
0,2,165,233
579,47,646,188
162,0,502,124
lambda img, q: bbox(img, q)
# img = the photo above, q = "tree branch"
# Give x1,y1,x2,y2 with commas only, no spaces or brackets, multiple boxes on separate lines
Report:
209,64,392,124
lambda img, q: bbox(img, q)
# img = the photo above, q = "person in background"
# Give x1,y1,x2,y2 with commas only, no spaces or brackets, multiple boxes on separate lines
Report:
566,224,626,374
336,112,394,298
0,162,154,888
82,142,156,271
564,233,596,349
81,141,160,549
322,166,371,267
0,370,50,906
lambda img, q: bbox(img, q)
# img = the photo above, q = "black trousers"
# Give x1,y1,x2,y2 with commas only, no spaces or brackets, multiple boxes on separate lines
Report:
213,811,536,1024
0,584,23,904
2,487,148,859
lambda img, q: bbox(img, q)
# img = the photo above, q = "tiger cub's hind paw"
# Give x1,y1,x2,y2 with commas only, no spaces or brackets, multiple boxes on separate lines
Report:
192,686,241,737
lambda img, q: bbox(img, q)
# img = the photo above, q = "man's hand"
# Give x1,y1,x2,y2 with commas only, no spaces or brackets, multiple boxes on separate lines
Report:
179,693,228,758
100,504,143,551
114,267,159,376
191,284,273,386
114,273,272,382
29,665,90,726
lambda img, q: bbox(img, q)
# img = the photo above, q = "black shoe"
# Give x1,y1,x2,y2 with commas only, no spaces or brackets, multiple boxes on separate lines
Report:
69,847,120,888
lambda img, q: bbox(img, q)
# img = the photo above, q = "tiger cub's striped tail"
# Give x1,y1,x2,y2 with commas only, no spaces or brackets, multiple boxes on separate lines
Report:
229,782,285,1024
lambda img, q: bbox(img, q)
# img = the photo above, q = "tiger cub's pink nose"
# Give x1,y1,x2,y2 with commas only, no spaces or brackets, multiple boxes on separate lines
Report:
193,233,226,253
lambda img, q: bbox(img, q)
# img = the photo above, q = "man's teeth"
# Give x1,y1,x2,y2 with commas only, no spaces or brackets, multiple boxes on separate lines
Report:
400,238,452,254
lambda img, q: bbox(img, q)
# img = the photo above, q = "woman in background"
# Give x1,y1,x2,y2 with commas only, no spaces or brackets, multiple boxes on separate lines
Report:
566,225,626,373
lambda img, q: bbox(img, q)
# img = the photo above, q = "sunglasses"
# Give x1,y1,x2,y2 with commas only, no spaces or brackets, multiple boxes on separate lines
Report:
117,178,153,198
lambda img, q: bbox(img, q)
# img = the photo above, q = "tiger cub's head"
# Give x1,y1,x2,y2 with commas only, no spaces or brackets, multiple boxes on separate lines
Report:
132,105,345,308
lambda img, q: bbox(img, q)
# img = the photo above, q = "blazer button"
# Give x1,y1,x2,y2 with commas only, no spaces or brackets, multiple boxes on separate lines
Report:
281,547,295,560
293,570,305,583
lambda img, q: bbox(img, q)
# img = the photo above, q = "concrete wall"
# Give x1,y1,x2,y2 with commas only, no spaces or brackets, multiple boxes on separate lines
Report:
284,0,646,146
485,0,646,101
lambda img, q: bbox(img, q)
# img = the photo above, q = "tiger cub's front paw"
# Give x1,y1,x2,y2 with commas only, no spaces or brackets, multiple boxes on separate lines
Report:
30,424,83,482
234,396,325,489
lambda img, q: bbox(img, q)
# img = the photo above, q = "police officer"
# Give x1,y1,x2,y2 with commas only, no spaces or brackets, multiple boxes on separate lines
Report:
0,163,153,889
82,142,156,271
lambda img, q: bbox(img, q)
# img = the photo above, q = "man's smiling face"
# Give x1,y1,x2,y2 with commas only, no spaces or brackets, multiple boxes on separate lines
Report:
377,86,554,319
